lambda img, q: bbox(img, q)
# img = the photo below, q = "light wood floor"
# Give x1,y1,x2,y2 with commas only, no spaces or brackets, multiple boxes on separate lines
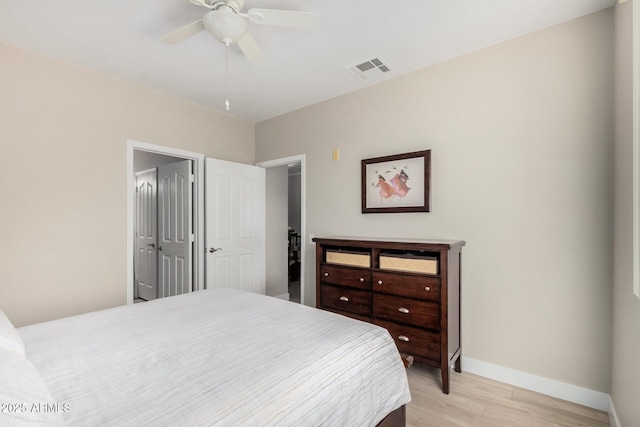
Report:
405,364,610,427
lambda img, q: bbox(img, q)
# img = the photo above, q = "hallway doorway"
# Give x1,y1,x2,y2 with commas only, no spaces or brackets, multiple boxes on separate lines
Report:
258,155,306,305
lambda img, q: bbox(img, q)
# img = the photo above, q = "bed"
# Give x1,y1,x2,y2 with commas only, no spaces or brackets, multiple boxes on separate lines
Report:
1,288,411,426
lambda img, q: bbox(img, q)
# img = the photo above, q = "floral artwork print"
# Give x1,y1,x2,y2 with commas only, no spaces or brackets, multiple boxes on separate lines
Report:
375,168,411,201
364,155,425,209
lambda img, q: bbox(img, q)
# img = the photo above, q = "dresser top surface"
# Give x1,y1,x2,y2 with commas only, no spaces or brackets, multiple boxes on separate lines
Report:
313,236,465,249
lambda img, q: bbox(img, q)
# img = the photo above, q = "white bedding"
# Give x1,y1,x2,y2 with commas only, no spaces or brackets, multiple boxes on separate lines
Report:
18,288,410,426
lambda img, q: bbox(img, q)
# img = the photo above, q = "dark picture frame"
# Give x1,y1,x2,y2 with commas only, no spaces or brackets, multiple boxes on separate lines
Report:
361,150,431,214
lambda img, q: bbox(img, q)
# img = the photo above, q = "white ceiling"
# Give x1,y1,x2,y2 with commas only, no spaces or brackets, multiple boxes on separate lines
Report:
0,0,615,122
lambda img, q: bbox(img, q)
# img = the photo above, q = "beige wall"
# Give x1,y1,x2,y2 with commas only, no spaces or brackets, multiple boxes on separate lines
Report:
256,10,614,393
0,42,255,327
288,172,301,235
612,1,640,425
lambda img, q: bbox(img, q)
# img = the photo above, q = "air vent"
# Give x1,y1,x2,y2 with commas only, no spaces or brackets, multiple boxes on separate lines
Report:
345,57,393,82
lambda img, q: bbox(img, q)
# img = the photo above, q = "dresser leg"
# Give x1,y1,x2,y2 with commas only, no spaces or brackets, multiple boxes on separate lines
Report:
442,355,462,394
454,355,461,373
441,365,450,394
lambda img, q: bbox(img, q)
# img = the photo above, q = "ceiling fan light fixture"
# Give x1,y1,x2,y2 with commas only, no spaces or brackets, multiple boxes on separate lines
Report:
203,7,248,44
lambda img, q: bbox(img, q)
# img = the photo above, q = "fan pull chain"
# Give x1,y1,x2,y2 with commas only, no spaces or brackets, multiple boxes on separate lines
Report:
224,41,230,111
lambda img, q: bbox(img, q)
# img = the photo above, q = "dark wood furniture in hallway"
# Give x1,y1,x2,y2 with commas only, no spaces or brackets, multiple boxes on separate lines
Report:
288,230,300,281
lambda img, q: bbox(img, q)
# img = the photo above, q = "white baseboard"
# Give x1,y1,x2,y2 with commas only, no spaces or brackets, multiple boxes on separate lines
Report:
274,293,290,301
461,357,611,412
609,397,621,427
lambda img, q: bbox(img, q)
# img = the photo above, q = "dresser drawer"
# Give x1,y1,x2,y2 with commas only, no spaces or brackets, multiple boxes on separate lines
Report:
320,284,371,316
373,294,439,330
374,319,441,361
372,271,440,301
320,264,371,290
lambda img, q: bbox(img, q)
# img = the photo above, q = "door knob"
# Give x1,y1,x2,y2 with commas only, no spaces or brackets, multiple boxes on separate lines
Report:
208,247,222,253
147,243,155,248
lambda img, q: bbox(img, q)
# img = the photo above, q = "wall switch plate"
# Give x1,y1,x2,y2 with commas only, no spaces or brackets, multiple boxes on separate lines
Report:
309,234,315,245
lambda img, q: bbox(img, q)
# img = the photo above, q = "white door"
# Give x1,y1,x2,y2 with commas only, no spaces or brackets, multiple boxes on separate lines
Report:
205,158,265,294
157,160,193,297
135,169,157,300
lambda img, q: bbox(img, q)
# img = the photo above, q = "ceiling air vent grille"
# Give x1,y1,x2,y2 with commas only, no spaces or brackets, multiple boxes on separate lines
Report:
345,57,393,81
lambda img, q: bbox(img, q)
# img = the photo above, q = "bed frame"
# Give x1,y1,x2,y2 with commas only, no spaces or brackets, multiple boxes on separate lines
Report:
377,405,406,427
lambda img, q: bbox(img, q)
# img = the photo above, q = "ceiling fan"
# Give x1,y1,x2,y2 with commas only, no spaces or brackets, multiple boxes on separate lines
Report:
162,0,318,63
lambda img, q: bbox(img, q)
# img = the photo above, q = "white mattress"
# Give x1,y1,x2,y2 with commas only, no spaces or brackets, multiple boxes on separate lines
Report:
19,289,411,426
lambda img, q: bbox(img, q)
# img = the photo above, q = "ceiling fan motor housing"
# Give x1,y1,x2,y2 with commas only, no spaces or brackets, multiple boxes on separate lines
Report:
207,0,243,14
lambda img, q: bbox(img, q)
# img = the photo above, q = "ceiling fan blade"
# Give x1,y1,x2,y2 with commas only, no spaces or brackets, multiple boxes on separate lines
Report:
236,32,264,64
161,19,205,44
246,9,318,29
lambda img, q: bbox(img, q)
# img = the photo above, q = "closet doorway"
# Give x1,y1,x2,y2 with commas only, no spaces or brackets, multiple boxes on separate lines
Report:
126,140,205,305
133,153,193,301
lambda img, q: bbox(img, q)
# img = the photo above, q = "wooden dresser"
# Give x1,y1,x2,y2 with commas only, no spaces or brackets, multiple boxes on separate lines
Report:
313,237,465,394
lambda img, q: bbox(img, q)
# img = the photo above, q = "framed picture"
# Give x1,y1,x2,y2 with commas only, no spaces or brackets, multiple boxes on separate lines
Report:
361,150,431,213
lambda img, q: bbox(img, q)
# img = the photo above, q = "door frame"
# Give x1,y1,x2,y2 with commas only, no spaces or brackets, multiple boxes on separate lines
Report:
126,140,205,305
256,154,306,305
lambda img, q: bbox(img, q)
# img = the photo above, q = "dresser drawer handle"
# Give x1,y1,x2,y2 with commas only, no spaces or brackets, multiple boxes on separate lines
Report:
398,335,410,342
359,277,364,282
425,286,430,292
398,307,410,314
324,272,329,277
339,296,349,302
377,280,383,285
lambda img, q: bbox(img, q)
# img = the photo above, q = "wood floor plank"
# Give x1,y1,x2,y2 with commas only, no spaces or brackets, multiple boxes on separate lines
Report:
405,364,610,427
510,387,610,426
